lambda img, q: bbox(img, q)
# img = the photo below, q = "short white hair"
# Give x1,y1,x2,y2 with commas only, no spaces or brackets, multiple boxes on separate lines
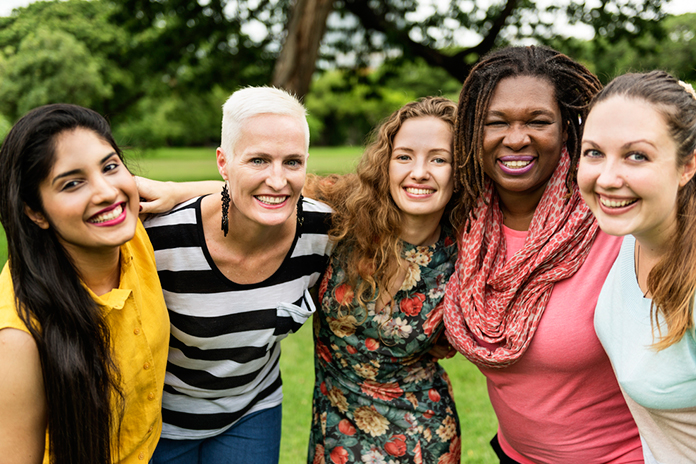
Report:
220,86,310,157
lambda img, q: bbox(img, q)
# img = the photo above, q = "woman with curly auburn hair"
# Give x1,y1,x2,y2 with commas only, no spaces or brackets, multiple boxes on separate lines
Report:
443,45,643,463
305,96,464,464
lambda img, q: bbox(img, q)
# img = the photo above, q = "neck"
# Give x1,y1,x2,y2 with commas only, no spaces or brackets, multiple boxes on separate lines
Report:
400,214,442,246
63,245,122,296
497,185,547,231
206,194,297,253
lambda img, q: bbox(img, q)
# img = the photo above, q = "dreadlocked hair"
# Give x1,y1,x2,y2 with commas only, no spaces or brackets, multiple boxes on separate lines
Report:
305,96,461,312
590,71,696,350
455,45,602,223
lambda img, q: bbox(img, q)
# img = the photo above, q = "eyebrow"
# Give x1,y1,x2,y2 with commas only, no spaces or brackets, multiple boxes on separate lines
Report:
583,139,658,150
487,109,555,117
51,152,118,186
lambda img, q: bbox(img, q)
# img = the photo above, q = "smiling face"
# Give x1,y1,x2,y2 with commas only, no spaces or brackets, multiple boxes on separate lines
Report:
29,128,139,258
482,75,567,200
578,95,696,247
218,113,308,229
389,116,454,227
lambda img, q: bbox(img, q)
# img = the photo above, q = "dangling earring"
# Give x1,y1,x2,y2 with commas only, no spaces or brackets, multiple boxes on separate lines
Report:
296,194,304,228
221,183,230,237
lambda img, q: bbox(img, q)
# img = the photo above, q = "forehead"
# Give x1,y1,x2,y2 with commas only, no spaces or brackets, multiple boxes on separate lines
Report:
584,96,672,142
488,75,560,115
234,113,308,158
52,129,114,166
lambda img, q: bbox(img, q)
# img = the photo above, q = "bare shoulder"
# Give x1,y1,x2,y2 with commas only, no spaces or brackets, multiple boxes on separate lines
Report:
0,328,46,463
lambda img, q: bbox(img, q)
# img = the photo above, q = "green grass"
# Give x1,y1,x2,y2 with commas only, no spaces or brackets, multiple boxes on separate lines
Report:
125,146,364,181
0,146,498,463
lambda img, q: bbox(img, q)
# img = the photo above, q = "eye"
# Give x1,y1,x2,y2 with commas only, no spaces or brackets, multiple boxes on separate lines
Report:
285,158,304,167
432,156,450,165
60,180,82,191
627,152,648,162
582,149,603,158
250,158,266,165
103,162,120,173
484,121,507,127
393,153,411,161
528,119,552,127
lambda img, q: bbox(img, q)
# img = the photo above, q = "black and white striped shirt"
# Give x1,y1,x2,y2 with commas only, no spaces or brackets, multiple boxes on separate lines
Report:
144,196,333,439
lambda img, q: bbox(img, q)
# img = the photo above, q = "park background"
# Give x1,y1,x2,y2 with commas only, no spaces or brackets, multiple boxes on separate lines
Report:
0,0,694,462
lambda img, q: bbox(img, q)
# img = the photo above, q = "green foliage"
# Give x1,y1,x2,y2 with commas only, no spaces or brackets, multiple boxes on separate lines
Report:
0,0,130,119
548,13,696,84
305,59,461,146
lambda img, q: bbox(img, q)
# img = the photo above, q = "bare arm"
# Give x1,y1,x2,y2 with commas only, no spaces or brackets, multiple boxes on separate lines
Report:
136,176,223,215
0,328,46,464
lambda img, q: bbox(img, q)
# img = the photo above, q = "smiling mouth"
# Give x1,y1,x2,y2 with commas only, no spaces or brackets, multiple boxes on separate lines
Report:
89,203,124,224
599,197,638,208
255,195,288,205
500,160,532,169
405,187,435,195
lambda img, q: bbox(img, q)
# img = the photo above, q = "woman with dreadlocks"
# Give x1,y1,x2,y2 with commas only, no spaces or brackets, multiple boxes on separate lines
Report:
443,46,644,463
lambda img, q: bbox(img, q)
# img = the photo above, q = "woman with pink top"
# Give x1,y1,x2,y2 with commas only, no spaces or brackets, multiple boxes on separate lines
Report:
443,46,644,463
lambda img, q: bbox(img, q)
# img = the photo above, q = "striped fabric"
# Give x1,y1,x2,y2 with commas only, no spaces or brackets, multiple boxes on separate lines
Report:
144,196,333,439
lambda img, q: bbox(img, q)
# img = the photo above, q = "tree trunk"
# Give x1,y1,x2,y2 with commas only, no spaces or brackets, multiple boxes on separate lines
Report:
272,0,334,100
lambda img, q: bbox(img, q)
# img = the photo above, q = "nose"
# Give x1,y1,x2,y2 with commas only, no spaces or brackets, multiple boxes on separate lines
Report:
92,173,119,205
265,162,288,190
502,124,531,151
409,157,430,180
595,158,624,190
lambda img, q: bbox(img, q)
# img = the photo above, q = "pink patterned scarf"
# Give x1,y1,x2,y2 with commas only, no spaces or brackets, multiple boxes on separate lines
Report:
444,148,598,368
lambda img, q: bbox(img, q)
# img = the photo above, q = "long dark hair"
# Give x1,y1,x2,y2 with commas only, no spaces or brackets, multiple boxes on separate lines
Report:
590,71,696,349
455,45,602,219
0,104,124,463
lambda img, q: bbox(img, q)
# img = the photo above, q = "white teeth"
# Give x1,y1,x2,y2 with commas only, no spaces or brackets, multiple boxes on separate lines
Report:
501,160,531,169
256,195,286,205
405,187,435,195
90,204,124,224
600,197,637,208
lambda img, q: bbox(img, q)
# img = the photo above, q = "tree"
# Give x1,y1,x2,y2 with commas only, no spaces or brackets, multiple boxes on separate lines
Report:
106,0,668,99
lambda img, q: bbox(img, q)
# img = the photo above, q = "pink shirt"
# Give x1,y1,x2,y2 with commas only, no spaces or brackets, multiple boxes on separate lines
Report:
481,227,643,463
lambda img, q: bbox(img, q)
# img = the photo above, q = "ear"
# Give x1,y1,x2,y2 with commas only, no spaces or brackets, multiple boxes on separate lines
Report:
24,205,49,230
216,147,229,182
679,149,696,187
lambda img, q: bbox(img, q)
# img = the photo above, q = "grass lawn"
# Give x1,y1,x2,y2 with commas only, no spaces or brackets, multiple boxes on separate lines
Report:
0,146,498,463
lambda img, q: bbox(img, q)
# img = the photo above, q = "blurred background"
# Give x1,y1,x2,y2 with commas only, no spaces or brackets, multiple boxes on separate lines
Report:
0,0,694,149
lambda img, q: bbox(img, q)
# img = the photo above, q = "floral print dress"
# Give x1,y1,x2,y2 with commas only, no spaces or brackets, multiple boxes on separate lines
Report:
308,230,461,464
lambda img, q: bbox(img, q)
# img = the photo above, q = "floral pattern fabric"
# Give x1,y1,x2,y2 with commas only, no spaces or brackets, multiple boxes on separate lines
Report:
308,230,461,464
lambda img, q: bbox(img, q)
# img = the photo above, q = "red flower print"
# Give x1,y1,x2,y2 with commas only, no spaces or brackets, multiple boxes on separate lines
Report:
313,444,326,464
334,283,354,306
346,344,358,355
320,381,328,395
400,293,426,316
365,337,379,351
423,302,443,337
414,441,423,464
428,388,441,402
384,434,407,457
436,437,461,464
316,340,332,363
330,446,349,464
319,266,332,302
360,379,404,401
423,409,435,419
338,419,356,436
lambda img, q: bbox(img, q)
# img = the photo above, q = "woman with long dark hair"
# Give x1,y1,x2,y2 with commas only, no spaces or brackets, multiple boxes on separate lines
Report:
0,103,169,463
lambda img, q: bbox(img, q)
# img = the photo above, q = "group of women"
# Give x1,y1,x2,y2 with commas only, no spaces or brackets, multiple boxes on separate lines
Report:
0,44,695,464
